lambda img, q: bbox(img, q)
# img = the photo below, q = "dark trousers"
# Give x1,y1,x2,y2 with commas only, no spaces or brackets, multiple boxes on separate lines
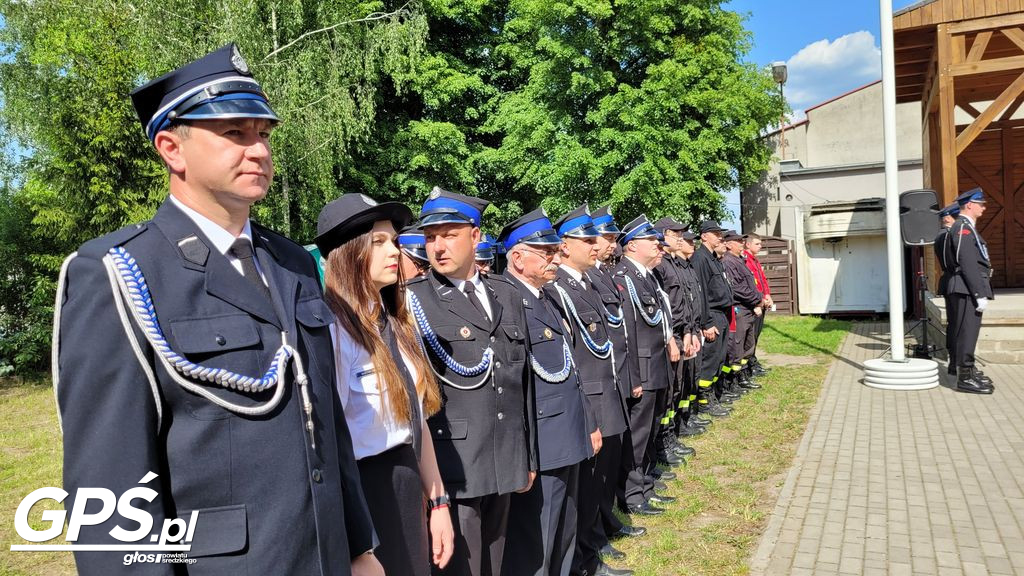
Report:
698,308,730,394
359,444,429,576
943,294,956,361
504,464,580,576
573,433,622,576
624,388,662,506
949,293,982,368
436,493,511,576
728,308,757,367
599,433,625,538
674,358,697,433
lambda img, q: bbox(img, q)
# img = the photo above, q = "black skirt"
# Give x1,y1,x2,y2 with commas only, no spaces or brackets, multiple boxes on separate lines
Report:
357,443,429,576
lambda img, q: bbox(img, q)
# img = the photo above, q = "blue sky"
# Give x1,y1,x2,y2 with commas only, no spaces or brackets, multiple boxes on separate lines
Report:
721,0,921,228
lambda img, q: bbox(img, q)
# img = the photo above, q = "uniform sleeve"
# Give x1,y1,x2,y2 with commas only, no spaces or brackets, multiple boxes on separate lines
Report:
951,223,988,300
57,253,174,576
933,232,948,273
613,274,642,392
520,304,540,472
725,260,762,308
693,255,715,330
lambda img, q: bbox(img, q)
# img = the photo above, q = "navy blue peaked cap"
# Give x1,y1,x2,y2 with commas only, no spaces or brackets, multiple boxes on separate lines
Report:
499,208,561,250
554,204,600,238
955,187,986,205
591,205,622,235
620,215,662,245
419,187,490,227
131,43,278,142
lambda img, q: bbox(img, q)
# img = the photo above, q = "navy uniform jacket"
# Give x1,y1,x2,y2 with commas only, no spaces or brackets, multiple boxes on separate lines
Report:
934,228,951,295
691,244,734,324
56,200,374,575
504,274,593,470
612,259,671,392
677,257,706,337
589,264,634,405
551,268,629,438
723,252,762,310
944,216,994,301
654,255,694,343
405,270,534,497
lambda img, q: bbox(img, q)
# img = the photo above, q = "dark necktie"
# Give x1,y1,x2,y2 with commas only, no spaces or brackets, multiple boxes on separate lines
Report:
462,281,490,321
229,238,272,301
382,318,422,456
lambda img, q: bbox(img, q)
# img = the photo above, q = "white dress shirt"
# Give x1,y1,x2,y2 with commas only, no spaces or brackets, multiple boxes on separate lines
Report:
559,264,588,289
446,272,493,319
330,322,424,460
170,195,265,282
624,255,648,278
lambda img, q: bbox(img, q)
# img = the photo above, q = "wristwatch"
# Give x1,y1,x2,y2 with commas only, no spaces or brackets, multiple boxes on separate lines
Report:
428,493,451,509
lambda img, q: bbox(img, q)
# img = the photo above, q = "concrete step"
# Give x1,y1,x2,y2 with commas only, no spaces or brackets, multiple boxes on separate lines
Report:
925,292,1024,364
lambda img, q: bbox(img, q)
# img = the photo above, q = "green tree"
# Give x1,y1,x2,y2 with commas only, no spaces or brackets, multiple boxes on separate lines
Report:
0,0,427,371
484,0,781,223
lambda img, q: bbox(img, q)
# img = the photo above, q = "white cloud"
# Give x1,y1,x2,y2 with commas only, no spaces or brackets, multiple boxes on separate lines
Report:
784,31,881,120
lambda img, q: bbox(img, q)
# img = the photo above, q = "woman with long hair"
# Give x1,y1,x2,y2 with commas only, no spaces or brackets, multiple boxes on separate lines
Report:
315,193,454,575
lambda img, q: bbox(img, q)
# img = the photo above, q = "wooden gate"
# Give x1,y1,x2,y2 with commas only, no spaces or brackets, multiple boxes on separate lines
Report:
756,237,798,315
957,125,1024,288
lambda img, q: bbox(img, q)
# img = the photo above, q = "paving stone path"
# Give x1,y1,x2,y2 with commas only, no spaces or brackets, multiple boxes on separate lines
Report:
750,322,1024,576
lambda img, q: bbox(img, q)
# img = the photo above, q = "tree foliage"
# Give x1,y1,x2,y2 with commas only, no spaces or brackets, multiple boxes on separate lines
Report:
0,0,781,371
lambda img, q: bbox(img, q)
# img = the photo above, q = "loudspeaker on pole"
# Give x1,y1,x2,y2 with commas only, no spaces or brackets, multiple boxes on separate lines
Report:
899,189,941,246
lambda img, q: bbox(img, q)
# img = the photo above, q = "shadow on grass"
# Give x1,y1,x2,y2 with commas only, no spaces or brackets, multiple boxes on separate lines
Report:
762,321,861,371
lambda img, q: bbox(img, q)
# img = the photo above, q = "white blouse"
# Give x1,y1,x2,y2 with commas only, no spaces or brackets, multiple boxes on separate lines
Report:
330,322,425,460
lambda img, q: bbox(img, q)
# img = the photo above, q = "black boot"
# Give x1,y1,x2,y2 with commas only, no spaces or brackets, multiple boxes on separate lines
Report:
957,367,993,394
971,366,994,387
738,367,762,390
706,394,731,416
751,357,769,376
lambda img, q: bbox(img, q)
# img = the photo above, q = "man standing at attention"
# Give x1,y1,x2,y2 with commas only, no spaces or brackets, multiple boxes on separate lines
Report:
406,187,536,576
944,188,995,394
54,44,381,575
934,203,959,376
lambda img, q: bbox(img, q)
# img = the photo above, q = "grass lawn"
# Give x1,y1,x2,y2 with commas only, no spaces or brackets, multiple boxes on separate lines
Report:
0,315,850,576
1,376,74,576
611,315,850,576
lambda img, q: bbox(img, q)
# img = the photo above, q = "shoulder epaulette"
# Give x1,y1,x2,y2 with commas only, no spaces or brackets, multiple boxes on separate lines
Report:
406,274,430,287
487,274,516,287
76,222,150,259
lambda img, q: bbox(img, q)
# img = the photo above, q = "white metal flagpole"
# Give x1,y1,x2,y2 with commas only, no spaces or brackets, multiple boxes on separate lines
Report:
879,0,905,360
862,0,939,390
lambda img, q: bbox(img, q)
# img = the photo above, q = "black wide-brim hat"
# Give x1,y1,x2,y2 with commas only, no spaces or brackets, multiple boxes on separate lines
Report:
316,193,413,257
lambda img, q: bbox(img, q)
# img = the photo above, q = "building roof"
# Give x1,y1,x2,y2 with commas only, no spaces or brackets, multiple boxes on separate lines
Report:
893,0,1024,102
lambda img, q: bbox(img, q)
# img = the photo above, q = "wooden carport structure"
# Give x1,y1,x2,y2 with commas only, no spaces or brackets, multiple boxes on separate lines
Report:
895,0,1024,288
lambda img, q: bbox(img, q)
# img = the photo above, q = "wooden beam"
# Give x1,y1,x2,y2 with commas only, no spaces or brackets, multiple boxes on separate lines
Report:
958,155,1006,205
950,54,1024,76
1000,128,1019,285
953,34,968,64
956,70,1024,154
1002,27,1024,52
938,24,960,204
1000,93,1024,119
960,102,982,117
967,31,993,62
949,12,1024,35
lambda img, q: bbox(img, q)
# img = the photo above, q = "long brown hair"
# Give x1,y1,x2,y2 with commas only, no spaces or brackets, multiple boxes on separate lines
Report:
324,227,442,425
